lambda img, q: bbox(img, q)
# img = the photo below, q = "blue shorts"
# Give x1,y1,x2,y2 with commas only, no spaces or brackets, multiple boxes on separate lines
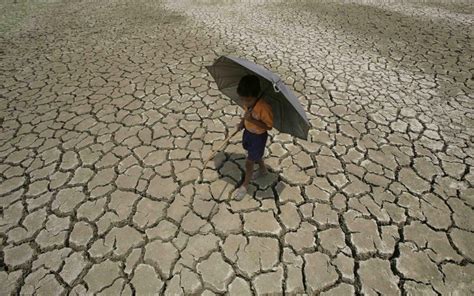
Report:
242,129,268,162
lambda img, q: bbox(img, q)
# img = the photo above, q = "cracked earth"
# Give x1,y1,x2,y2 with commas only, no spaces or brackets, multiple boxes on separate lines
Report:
1,0,473,295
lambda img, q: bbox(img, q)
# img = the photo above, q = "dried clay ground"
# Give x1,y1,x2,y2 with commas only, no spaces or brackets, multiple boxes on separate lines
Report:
0,0,473,295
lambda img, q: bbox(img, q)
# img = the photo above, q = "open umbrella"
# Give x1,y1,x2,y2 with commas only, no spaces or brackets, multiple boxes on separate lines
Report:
205,55,310,140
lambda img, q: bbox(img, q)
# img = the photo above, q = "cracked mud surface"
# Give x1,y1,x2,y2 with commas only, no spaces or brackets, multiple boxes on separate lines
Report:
1,0,473,294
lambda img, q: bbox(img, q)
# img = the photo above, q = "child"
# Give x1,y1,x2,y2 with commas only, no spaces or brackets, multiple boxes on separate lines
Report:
234,75,273,200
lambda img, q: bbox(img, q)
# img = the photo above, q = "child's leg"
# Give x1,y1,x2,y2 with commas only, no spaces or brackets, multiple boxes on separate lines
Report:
257,159,268,174
242,158,255,188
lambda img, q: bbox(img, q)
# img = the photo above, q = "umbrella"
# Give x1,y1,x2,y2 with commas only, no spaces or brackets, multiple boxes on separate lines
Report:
205,55,310,140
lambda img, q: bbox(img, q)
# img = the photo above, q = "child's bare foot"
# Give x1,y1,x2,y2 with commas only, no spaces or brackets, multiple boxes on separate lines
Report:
233,185,247,200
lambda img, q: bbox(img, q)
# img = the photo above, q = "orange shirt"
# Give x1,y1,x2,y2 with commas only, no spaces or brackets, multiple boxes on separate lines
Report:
244,99,273,134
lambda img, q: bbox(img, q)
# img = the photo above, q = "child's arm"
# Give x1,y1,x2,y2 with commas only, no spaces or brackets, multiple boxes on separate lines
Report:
244,112,271,130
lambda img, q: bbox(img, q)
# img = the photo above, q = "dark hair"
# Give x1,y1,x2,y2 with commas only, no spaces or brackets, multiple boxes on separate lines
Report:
237,75,260,98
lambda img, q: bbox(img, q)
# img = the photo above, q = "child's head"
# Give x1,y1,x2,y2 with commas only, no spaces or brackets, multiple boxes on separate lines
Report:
237,75,260,107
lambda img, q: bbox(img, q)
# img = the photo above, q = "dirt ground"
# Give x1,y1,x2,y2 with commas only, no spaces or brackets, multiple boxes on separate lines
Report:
0,0,473,294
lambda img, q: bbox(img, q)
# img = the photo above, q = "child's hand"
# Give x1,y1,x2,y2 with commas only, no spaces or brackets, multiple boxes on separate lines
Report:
243,111,253,120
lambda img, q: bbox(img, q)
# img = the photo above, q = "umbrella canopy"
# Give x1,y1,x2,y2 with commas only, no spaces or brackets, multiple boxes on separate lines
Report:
205,55,310,140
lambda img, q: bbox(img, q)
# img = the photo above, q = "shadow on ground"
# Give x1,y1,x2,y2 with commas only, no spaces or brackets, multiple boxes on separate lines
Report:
213,151,287,208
